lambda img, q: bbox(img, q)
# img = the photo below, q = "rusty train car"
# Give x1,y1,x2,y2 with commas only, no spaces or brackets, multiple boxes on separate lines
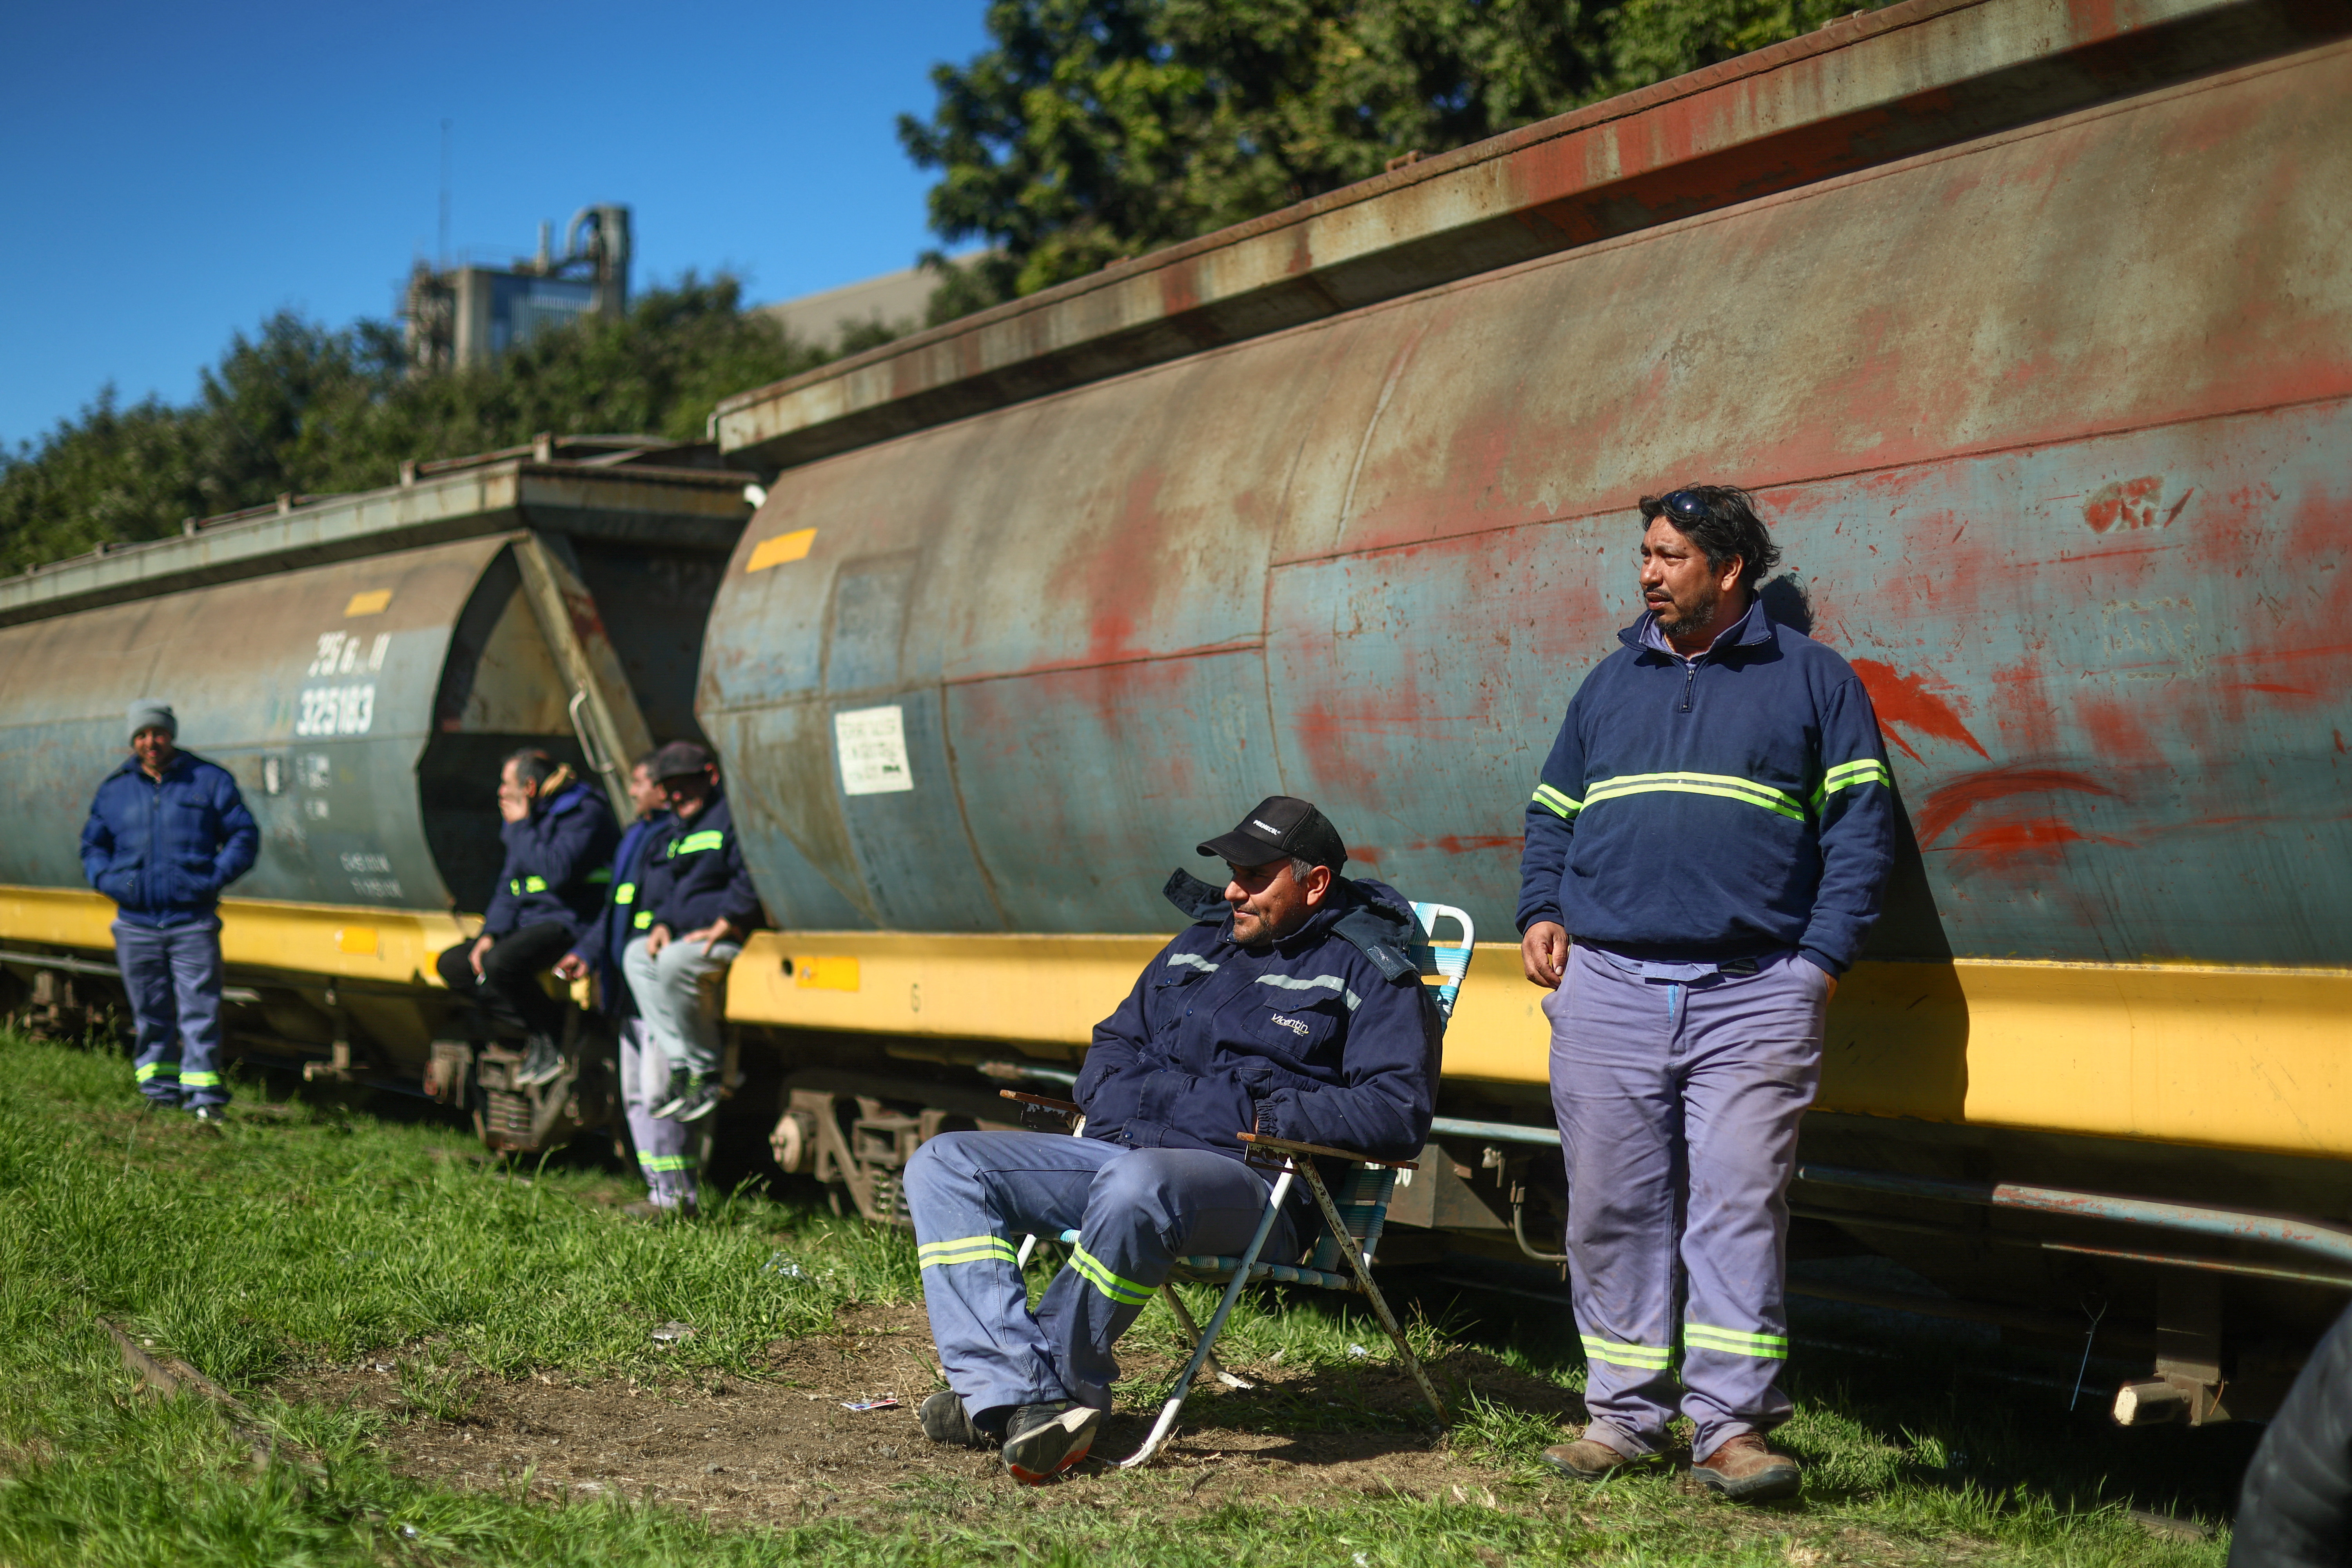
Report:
698,0,2352,1424
1,0,2345,1429
0,437,753,1148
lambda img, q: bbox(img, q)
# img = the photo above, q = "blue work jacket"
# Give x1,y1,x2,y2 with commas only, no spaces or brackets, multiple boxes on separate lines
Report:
567,810,668,1015
481,781,620,941
637,791,762,937
1076,871,1439,1167
81,752,260,929
1515,597,1896,975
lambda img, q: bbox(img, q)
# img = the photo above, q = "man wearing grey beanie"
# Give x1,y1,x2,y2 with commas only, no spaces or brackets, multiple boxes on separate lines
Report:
80,702,258,1121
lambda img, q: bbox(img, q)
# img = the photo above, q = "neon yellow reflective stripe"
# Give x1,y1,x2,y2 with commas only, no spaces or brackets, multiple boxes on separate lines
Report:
1684,1323,1788,1360
1813,759,1893,806
524,875,548,893
633,911,653,929
918,1235,1018,1270
615,882,635,905
1583,772,1806,822
670,830,725,857
1532,782,1582,820
134,1062,178,1081
638,1154,695,1173
1070,1245,1154,1307
588,867,613,884
1581,1335,1673,1370
180,1071,222,1089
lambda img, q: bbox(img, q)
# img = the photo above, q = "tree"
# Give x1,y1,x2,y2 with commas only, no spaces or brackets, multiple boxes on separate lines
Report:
0,278,830,570
904,0,1879,309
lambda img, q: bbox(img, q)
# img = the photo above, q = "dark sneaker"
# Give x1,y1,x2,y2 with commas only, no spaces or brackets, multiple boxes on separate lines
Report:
189,1105,226,1125
920,1390,988,1448
513,1034,565,1088
1001,1401,1100,1483
1692,1433,1802,1503
653,1073,721,1123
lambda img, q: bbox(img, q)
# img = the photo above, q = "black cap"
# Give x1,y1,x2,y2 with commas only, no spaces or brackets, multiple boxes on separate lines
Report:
1196,796,1347,873
651,740,715,780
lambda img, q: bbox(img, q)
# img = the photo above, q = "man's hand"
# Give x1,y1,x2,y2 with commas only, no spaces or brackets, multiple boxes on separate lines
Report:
644,923,672,957
554,953,588,982
1806,958,1840,1001
468,934,494,977
682,916,738,954
495,780,532,824
1521,922,1569,989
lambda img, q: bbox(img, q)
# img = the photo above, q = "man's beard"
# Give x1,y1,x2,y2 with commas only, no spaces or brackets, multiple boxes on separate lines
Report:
1651,581,1722,638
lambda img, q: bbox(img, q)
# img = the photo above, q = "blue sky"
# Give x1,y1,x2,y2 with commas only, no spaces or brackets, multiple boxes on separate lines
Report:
0,0,991,448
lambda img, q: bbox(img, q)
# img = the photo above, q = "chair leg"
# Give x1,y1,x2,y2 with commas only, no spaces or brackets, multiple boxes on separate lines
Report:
1298,1163,1448,1426
1161,1285,1251,1390
1117,1168,1295,1469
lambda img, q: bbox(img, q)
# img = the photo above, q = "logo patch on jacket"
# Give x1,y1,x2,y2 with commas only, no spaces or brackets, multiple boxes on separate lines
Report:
1267,1012,1312,1038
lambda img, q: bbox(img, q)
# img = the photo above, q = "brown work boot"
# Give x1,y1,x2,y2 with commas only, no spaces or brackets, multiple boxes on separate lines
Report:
1541,1433,1653,1481
1692,1432,1802,1503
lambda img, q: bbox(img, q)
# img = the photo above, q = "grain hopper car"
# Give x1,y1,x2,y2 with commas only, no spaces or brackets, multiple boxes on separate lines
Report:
698,0,2352,1425
0,436,753,1149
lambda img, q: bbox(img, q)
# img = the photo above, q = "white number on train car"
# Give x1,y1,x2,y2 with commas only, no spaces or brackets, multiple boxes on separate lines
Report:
307,632,390,677
296,684,376,736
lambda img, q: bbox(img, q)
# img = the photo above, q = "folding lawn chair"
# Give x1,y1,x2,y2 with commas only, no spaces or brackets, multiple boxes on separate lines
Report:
1003,899,1476,1469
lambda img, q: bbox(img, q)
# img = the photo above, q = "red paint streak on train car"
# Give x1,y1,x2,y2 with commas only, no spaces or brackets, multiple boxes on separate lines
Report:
1946,815,2134,875
1914,765,2116,848
1848,659,1989,762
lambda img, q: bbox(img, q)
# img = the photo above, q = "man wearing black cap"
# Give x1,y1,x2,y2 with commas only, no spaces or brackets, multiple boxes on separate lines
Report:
902,796,1439,1483
621,741,763,1127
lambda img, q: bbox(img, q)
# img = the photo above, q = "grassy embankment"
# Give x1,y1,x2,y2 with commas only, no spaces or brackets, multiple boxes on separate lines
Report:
0,1033,2242,1565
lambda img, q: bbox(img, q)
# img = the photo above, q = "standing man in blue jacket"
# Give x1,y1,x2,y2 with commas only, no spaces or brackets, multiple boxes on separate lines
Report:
434,750,618,1089
1517,486,1894,1503
81,701,260,1120
555,753,695,1217
904,796,1439,1483
622,742,762,1127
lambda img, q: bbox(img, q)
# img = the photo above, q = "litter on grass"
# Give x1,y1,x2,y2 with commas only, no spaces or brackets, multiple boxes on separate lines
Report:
760,1251,807,1279
651,1321,696,1344
842,1394,901,1412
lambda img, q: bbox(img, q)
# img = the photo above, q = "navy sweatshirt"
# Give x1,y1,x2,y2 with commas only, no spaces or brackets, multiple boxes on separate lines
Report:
481,780,620,941
1515,597,1895,975
1077,871,1439,1165
637,791,763,937
81,752,259,929
567,809,668,1014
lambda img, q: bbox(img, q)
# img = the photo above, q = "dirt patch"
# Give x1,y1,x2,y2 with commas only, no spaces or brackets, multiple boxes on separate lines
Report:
279,1303,1593,1525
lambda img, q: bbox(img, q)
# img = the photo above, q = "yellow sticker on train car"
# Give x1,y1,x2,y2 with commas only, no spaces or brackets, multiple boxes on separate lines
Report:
792,955,860,991
344,589,393,616
746,529,817,572
336,926,379,955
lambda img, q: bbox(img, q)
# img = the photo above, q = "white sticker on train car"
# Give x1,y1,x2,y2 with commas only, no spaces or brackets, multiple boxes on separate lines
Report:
295,683,376,737
835,705,915,796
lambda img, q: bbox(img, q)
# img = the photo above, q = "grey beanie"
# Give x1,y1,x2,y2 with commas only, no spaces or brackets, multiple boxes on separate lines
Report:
127,700,178,741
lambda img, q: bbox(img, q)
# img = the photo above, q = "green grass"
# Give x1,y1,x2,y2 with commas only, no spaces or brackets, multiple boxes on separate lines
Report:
0,1033,2244,1565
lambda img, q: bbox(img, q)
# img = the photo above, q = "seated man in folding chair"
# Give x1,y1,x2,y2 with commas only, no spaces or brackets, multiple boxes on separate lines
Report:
905,796,1439,1483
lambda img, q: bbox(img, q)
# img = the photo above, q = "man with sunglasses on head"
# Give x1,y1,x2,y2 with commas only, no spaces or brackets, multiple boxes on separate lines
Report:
1517,486,1894,1503
900,797,1438,1484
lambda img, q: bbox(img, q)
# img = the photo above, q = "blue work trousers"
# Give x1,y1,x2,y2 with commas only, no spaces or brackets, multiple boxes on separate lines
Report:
1547,944,1827,1462
113,918,228,1107
904,1131,1296,1417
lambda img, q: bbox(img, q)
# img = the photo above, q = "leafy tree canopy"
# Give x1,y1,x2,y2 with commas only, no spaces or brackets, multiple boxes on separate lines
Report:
0,277,828,572
904,0,1877,307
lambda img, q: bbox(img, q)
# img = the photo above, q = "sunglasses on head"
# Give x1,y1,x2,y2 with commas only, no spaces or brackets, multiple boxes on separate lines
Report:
1659,491,1708,522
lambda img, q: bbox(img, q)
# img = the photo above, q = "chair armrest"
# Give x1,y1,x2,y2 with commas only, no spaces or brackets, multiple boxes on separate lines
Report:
999,1089,1081,1117
1238,1132,1417,1171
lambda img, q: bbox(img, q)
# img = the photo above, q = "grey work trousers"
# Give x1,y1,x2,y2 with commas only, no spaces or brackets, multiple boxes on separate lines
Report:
620,933,739,1078
618,1017,698,1209
1546,943,1828,1462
